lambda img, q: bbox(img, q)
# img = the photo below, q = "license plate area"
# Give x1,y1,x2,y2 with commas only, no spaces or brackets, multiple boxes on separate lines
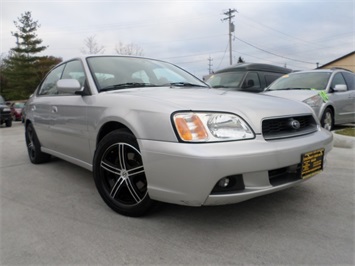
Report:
301,149,325,179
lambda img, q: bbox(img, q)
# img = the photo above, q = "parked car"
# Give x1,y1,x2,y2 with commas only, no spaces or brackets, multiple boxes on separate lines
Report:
263,68,355,130
0,95,12,127
206,63,292,93
24,55,333,216
10,101,26,121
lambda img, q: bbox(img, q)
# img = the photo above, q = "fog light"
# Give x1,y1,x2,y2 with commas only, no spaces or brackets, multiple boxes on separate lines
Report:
218,177,230,188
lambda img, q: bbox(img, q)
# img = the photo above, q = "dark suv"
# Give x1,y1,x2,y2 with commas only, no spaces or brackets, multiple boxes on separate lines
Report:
206,63,292,93
0,95,12,127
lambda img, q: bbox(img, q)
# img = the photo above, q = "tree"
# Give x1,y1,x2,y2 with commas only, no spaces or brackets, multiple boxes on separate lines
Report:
80,35,105,54
35,56,62,81
0,53,9,95
115,42,144,56
2,11,60,99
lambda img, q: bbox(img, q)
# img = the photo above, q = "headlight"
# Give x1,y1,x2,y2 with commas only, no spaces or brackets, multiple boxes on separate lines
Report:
173,112,255,142
303,95,323,108
3,107,10,112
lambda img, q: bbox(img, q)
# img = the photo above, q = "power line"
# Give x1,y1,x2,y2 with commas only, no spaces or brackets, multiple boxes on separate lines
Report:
234,35,317,65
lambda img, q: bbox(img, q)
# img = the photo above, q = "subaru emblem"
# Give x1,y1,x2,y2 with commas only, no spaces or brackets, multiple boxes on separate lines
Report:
290,119,301,129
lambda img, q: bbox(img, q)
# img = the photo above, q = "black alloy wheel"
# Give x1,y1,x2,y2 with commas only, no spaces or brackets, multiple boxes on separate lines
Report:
93,130,153,217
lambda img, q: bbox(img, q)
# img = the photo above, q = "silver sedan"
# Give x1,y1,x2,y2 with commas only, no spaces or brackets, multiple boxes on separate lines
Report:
24,55,333,216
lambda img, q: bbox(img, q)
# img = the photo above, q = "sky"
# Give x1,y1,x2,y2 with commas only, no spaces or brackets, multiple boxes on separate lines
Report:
1,0,354,78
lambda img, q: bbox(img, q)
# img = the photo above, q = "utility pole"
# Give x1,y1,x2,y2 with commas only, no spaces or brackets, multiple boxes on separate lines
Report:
208,56,213,74
222,8,237,65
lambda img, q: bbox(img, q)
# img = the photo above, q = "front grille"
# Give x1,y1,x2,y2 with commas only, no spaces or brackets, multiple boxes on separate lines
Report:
262,115,318,140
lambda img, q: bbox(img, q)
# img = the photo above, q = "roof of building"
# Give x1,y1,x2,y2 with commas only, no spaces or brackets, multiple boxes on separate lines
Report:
317,51,355,69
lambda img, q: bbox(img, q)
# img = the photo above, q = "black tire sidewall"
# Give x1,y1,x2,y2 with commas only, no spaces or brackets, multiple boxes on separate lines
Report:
25,123,50,164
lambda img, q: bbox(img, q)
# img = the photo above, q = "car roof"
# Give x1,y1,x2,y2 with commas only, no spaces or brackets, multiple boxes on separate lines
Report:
215,63,292,74
288,68,354,75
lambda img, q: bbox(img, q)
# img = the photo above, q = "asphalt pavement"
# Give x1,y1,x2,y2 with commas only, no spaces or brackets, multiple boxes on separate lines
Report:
1,122,354,265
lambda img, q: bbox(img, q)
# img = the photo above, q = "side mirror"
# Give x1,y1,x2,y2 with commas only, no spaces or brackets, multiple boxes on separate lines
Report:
56,79,82,94
333,84,347,92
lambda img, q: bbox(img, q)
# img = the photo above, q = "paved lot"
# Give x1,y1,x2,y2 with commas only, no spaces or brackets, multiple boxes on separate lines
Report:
1,122,354,265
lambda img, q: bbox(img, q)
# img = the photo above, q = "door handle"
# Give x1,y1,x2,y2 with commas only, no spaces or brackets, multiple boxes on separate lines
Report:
31,105,36,111
52,106,58,113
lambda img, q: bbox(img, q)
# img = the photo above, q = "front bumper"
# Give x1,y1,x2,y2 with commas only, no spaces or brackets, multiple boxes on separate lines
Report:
0,112,11,122
139,129,333,206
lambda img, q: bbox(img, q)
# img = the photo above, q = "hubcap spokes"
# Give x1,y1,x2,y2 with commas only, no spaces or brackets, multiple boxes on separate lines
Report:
100,143,147,205
323,112,332,131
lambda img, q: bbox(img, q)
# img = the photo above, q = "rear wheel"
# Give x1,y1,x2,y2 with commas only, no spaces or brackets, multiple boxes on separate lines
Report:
93,130,153,217
25,123,51,164
321,108,334,131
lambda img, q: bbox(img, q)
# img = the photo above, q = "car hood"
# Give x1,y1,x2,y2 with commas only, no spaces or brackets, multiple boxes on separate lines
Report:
262,90,320,102
107,87,314,133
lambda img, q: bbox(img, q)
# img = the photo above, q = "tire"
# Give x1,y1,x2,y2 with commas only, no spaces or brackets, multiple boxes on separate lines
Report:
25,123,51,164
321,108,334,131
5,119,12,127
93,130,153,217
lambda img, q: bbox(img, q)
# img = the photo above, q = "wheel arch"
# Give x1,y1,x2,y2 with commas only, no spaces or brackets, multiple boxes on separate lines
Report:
319,103,334,119
323,105,335,120
96,121,134,147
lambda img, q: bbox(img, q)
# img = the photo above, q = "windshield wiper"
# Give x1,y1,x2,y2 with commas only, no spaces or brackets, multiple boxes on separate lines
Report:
168,82,207,88
211,85,229,88
100,82,158,92
269,88,311,91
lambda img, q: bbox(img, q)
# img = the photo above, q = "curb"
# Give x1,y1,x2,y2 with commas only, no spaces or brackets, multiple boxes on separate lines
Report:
332,132,355,149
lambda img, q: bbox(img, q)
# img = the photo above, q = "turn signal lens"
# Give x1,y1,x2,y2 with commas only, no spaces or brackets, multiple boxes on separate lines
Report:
174,114,208,141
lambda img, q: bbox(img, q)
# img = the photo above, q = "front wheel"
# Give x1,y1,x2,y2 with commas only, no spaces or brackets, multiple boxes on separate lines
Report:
93,130,153,217
321,108,334,131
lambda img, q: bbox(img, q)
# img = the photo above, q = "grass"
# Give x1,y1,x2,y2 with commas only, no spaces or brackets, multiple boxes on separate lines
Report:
335,127,355,137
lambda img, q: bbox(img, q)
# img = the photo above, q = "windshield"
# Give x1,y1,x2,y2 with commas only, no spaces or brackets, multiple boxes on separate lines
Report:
87,56,208,92
13,102,25,108
267,72,331,91
206,72,245,88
